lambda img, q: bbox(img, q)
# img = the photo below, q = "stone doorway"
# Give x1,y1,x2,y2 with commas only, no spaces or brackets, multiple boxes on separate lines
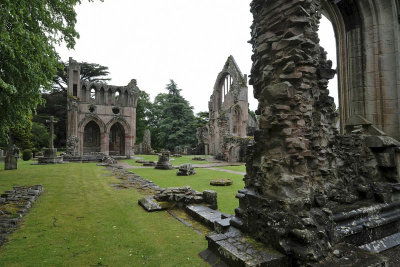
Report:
83,121,101,154
109,123,125,156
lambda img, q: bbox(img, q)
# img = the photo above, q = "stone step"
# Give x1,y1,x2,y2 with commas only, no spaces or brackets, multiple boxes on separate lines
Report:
185,204,231,232
205,227,288,267
359,232,400,253
333,201,400,247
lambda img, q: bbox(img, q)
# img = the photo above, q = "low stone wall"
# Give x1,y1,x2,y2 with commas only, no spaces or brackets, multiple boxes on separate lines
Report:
0,185,43,246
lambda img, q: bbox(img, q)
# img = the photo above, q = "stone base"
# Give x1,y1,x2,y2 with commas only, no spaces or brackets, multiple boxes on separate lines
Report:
155,162,173,170
43,148,57,158
37,156,63,164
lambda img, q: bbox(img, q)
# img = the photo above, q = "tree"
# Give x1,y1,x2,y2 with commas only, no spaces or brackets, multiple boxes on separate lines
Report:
150,80,197,150
35,61,110,147
53,61,111,91
0,0,99,144
135,90,153,144
194,111,209,128
31,122,50,152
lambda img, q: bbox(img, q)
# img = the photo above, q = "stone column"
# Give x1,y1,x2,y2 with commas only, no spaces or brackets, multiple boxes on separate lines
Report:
233,0,338,264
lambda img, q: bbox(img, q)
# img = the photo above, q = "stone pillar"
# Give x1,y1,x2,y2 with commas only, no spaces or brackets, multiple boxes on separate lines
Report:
233,0,338,264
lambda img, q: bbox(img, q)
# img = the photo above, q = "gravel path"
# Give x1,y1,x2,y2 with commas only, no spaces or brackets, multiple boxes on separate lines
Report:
204,167,245,175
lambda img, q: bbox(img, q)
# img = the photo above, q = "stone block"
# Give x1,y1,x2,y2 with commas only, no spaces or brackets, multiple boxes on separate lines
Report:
203,190,217,210
138,196,164,212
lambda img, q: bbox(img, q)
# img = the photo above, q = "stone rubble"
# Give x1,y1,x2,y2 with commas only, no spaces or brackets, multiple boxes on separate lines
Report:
0,185,43,246
176,164,196,176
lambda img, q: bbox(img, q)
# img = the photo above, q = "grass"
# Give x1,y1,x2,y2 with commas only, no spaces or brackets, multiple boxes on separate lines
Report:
129,168,244,214
123,155,213,167
0,160,208,266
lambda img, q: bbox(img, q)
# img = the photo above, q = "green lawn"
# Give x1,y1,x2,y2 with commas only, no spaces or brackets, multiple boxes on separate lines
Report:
129,168,244,214
0,161,208,266
123,155,213,167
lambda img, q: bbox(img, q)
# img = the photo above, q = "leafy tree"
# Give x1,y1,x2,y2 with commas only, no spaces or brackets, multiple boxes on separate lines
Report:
150,80,197,150
53,61,111,91
31,122,50,151
34,61,110,147
194,111,209,128
135,90,153,144
0,0,99,144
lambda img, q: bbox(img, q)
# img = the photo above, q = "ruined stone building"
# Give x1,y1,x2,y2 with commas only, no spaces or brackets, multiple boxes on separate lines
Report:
66,58,139,158
204,0,400,266
197,56,257,162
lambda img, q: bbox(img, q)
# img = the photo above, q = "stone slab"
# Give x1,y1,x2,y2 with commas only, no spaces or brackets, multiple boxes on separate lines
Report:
186,204,224,229
138,196,164,212
359,232,400,253
206,227,288,267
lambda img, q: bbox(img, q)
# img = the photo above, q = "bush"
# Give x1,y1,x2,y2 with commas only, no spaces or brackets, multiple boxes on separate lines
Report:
22,149,32,161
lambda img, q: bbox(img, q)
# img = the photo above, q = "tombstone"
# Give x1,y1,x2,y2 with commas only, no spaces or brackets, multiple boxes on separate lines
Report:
38,116,63,164
154,151,173,170
0,149,4,162
4,145,18,170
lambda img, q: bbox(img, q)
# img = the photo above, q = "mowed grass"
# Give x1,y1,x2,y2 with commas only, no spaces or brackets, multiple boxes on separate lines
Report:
0,161,208,266
129,168,244,214
123,155,213,167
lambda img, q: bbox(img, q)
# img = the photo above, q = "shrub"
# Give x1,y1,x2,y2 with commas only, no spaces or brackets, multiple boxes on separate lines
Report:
22,149,32,161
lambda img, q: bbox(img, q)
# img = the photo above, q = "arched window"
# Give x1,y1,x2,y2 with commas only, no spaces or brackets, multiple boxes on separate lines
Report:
220,74,233,106
115,90,120,105
90,88,96,100
318,14,338,128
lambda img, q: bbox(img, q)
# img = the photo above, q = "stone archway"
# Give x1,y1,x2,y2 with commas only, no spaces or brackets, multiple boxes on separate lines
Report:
109,122,125,156
83,121,101,154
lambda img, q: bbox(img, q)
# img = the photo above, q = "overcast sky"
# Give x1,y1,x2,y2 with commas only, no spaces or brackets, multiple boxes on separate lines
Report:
57,0,337,113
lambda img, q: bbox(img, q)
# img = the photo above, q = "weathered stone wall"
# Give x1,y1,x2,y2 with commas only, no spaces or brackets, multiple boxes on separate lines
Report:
199,56,255,162
232,0,400,264
67,58,139,158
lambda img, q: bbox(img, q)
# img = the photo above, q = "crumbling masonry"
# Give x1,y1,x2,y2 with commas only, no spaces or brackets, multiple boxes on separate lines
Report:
66,58,139,158
206,0,400,265
197,56,257,162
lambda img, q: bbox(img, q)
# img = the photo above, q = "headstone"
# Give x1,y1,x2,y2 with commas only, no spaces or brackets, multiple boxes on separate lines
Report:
4,145,18,170
155,151,173,170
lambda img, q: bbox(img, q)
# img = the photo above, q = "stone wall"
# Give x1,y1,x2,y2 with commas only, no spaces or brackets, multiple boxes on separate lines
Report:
198,56,256,162
67,57,140,158
231,0,400,265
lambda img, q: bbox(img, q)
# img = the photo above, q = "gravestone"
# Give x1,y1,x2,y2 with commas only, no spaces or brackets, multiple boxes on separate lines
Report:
38,116,63,164
0,149,4,162
4,145,18,170
155,151,173,170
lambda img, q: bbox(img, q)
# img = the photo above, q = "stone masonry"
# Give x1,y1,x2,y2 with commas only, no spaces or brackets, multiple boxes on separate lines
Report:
221,0,400,265
197,56,257,162
67,57,140,158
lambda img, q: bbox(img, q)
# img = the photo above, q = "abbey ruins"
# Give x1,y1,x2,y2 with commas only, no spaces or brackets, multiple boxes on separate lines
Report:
202,0,400,265
197,56,257,162
66,58,139,158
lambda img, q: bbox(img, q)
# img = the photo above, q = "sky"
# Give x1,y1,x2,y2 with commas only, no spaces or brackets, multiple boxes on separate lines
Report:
57,0,337,113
